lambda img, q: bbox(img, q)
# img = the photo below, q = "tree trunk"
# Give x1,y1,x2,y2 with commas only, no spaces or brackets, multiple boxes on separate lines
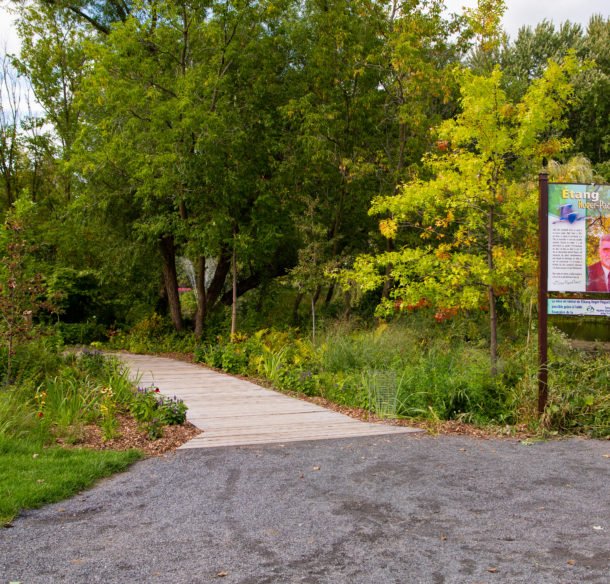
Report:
231,245,237,338
205,249,231,309
381,238,394,299
311,291,316,345
343,289,352,319
194,255,207,339
324,284,335,306
487,206,498,375
292,291,304,324
159,235,183,332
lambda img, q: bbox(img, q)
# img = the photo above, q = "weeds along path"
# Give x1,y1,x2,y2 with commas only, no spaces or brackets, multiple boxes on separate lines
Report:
117,353,421,448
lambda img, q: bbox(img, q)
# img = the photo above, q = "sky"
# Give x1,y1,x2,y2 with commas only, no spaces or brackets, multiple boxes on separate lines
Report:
444,0,608,39
0,1,608,56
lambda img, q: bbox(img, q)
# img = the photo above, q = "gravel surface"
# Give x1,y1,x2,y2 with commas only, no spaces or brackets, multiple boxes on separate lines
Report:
1,433,609,584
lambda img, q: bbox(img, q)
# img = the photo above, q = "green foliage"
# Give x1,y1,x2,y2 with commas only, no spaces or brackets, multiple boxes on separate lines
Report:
343,57,579,372
0,388,36,440
192,320,609,436
47,268,102,323
108,313,195,354
0,210,56,385
505,330,610,437
0,337,64,389
130,386,187,440
0,340,192,477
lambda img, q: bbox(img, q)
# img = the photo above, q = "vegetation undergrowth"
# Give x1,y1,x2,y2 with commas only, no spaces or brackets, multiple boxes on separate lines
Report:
0,334,189,524
191,314,609,438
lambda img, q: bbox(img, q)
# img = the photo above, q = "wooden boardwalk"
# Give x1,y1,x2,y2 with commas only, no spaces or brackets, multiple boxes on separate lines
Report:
118,353,421,449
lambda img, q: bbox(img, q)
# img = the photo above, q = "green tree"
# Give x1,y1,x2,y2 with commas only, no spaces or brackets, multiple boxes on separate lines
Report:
280,0,388,313
499,16,609,168
500,20,582,99
15,4,89,201
72,0,296,334
343,57,579,373
0,54,24,209
568,15,610,167
0,202,55,385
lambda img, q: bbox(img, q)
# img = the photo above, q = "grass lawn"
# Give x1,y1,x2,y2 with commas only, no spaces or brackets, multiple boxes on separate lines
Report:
0,436,143,524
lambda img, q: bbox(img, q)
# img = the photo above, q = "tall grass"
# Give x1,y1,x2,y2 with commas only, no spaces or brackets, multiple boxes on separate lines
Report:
0,342,142,446
312,319,609,435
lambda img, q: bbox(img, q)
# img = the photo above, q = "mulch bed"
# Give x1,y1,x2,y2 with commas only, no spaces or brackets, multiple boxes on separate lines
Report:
56,414,202,457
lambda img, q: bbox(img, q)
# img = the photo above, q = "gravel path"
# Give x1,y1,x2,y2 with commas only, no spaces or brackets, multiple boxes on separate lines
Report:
1,433,609,583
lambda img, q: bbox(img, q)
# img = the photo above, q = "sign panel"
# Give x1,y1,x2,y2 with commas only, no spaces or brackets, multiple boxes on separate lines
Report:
548,298,610,316
547,183,610,293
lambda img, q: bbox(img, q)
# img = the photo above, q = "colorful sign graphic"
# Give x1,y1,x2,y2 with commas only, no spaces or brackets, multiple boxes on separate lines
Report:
547,183,610,294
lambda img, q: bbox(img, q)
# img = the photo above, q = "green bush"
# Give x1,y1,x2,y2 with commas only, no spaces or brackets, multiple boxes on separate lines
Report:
57,322,109,345
130,386,187,439
108,313,195,354
194,343,224,368
0,337,64,388
277,367,318,396
47,268,103,323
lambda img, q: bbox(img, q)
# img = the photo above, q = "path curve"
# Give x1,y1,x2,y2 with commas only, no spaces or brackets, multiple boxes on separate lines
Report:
118,353,421,449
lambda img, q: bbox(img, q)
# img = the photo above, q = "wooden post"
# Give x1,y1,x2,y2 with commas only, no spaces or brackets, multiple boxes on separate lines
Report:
538,173,549,415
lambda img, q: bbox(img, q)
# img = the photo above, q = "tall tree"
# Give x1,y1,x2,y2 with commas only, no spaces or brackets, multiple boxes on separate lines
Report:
0,54,23,209
343,57,579,374
15,5,89,201
281,0,386,310
73,0,296,333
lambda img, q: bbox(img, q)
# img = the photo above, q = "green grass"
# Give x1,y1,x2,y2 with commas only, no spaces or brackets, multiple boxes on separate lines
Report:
0,436,143,524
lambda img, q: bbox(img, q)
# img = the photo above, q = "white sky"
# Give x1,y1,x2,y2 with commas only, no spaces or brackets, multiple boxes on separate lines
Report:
444,0,608,39
0,1,609,56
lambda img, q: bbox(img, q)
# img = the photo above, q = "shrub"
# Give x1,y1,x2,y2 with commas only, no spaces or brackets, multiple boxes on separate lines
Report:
130,386,187,439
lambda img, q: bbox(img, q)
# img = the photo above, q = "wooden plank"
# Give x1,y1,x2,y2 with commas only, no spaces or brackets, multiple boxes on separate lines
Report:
116,353,422,449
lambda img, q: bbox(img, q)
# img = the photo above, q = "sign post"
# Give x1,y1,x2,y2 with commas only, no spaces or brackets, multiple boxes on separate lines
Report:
538,173,549,415
539,177,610,415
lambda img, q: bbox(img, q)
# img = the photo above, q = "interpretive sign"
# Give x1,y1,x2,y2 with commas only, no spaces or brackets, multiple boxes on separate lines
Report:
547,183,610,293
538,177,610,415
548,298,610,317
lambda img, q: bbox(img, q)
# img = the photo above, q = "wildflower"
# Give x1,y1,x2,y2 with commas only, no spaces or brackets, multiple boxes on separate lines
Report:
38,412,43,418
154,388,160,393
